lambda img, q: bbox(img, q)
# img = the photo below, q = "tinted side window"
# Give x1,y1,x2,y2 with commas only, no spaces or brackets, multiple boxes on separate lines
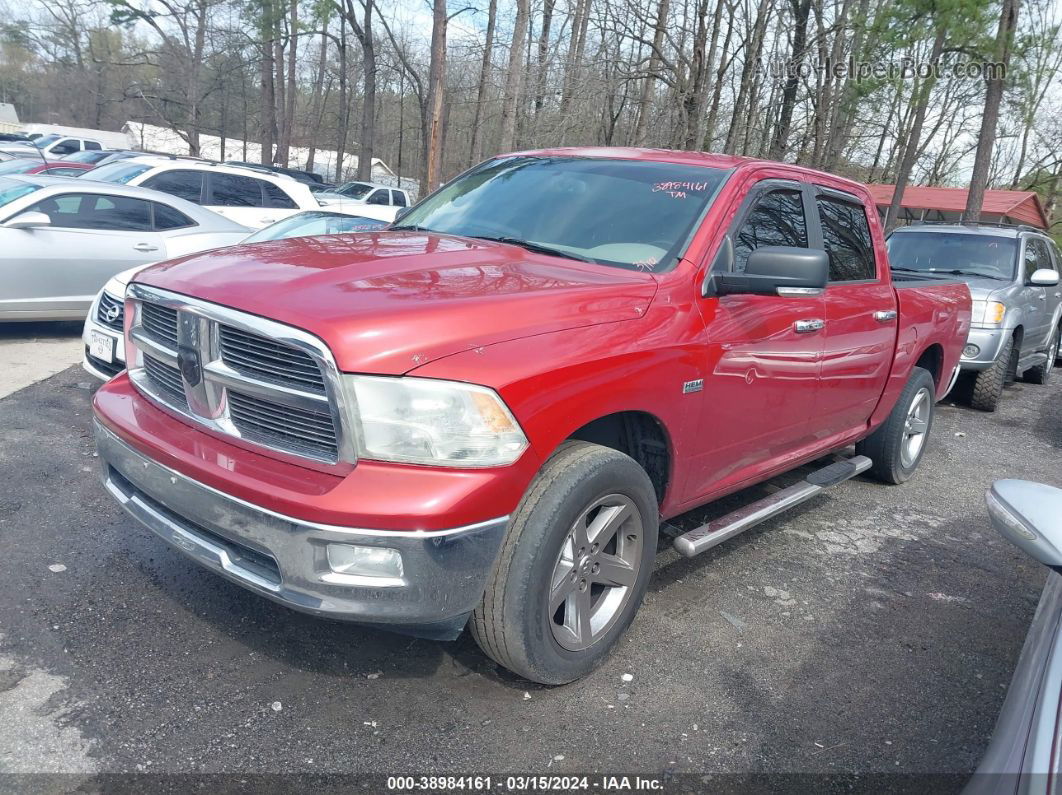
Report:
143,170,204,204
85,141,102,150
391,190,408,207
50,139,80,155
817,196,875,281
27,193,152,230
1024,238,1052,280
366,189,390,205
152,202,196,230
263,182,297,209
1049,242,1062,273
733,188,808,272
210,173,266,207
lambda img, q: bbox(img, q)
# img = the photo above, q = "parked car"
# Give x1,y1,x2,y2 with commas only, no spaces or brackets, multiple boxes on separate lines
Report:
888,224,1062,411
85,157,346,229
0,175,249,323
82,210,392,380
0,133,104,158
92,149,971,683
10,159,97,177
966,479,1062,794
224,160,326,185
61,149,120,165
0,133,32,143
330,180,410,207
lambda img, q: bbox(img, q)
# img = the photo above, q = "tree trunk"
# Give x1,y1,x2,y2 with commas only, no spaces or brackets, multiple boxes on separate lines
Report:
422,0,448,192
633,0,670,146
499,0,529,151
767,0,812,160
468,0,497,165
965,0,1020,220
306,30,329,172
885,28,946,232
281,0,297,166
259,0,276,166
534,0,555,116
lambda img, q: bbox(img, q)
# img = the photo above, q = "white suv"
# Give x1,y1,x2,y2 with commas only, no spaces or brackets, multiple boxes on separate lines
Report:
84,157,326,229
331,181,411,208
0,134,104,159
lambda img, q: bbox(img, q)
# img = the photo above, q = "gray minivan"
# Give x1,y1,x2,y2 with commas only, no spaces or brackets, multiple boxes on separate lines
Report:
887,224,1062,411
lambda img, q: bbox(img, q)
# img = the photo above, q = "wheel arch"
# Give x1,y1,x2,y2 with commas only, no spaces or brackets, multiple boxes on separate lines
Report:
565,411,672,505
914,343,945,388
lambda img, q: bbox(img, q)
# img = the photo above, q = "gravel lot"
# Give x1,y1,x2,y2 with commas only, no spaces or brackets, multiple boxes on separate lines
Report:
0,352,1059,790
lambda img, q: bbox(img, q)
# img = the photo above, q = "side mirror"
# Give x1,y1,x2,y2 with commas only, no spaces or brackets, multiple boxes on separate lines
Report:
986,480,1062,570
705,246,829,297
394,206,412,223
4,211,51,230
1029,268,1060,287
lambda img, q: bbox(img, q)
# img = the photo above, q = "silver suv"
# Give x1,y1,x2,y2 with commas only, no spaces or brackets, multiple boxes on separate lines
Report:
887,224,1062,411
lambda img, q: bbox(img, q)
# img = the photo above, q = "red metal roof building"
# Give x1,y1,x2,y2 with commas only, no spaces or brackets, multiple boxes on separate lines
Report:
866,184,1050,229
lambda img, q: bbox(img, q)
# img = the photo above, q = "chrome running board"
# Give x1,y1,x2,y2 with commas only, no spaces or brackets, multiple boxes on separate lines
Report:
672,455,873,558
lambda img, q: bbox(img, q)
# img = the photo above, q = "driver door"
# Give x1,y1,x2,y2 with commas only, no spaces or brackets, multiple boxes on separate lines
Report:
685,179,826,500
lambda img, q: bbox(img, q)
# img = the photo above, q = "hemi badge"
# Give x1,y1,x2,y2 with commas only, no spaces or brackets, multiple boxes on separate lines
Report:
683,379,704,394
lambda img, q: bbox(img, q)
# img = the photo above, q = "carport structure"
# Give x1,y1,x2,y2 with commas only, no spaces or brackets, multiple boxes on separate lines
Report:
867,184,1050,229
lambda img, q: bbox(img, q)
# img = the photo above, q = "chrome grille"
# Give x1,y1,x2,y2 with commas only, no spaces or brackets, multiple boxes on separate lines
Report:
141,302,179,348
96,292,125,331
220,326,326,394
125,284,353,465
143,355,187,408
228,391,338,459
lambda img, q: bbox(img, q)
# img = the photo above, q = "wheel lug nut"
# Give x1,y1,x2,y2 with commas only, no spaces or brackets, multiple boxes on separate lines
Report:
592,563,600,574
579,580,587,591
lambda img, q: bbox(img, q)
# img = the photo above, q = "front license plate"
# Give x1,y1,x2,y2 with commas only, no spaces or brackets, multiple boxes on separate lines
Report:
89,330,115,363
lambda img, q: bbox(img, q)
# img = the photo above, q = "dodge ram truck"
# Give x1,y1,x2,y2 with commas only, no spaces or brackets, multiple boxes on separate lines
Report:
92,149,971,684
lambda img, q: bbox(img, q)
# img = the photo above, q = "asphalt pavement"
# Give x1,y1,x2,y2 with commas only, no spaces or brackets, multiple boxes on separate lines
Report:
0,361,1059,791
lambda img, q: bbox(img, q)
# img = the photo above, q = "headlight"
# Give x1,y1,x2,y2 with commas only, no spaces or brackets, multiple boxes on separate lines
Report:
971,299,1006,326
343,375,529,467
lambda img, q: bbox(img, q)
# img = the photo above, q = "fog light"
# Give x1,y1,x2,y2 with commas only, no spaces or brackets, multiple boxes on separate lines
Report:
326,544,404,579
963,344,980,358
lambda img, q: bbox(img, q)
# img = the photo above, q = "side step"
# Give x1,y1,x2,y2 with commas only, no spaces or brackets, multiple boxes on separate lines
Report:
672,455,872,558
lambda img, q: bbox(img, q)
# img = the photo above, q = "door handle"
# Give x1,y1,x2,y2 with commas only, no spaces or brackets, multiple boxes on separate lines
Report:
133,243,159,252
794,319,825,333
259,218,277,225
1038,294,1047,301
873,309,898,322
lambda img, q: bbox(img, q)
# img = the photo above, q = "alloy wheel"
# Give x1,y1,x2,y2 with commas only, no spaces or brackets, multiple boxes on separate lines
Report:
901,387,932,468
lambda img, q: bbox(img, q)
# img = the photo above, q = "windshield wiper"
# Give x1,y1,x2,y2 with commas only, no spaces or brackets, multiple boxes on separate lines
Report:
936,269,1008,281
890,267,926,273
468,235,594,263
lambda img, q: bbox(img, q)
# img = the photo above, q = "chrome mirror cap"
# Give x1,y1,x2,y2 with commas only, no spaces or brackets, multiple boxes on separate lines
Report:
986,480,1062,569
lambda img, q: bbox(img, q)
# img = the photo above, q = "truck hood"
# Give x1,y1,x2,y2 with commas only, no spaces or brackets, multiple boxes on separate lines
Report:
134,231,658,375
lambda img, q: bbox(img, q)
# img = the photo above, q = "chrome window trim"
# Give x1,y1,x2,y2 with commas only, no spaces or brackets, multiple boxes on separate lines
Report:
125,283,357,466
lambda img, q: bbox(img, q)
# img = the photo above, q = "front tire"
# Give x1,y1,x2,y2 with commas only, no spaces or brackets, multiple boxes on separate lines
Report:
471,441,658,685
857,366,936,485
970,336,1014,412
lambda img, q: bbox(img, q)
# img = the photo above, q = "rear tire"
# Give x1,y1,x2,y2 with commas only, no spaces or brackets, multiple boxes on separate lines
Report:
970,336,1014,412
1024,327,1058,385
471,441,658,685
857,366,936,485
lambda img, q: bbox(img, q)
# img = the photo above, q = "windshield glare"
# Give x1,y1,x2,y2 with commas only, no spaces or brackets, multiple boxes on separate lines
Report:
33,134,60,148
244,212,389,242
395,156,728,271
337,182,373,199
887,231,1017,281
0,159,38,175
0,177,40,209
86,161,152,184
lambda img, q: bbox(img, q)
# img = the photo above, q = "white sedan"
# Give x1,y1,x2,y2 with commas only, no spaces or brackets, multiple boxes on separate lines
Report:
82,210,392,379
0,175,250,323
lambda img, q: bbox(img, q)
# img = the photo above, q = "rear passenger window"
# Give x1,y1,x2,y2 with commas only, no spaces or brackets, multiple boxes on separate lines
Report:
85,141,102,150
391,190,407,207
263,182,298,209
1024,238,1052,280
733,188,808,272
143,170,204,204
210,173,265,207
152,202,195,230
817,196,876,281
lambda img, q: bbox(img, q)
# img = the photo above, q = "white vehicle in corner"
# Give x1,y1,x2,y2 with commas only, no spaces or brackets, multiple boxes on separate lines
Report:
0,133,105,159
85,157,399,228
82,209,393,380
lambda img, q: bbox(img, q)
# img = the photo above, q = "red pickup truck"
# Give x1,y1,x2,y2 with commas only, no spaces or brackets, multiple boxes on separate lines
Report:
92,149,971,683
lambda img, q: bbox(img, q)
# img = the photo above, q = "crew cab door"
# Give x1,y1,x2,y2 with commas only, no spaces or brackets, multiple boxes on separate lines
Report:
811,187,896,437
686,179,825,498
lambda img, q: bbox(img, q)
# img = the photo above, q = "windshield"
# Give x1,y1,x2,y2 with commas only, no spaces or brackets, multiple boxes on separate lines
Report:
887,231,1017,281
61,150,103,163
337,182,373,199
85,161,152,184
0,159,39,175
244,212,389,242
394,156,729,271
0,177,40,209
33,134,61,148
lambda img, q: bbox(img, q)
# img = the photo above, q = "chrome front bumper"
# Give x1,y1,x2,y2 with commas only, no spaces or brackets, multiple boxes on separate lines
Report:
94,421,509,639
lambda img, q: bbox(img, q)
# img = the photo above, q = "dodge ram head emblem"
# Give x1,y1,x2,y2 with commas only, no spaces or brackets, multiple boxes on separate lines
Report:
178,346,202,387
104,304,121,323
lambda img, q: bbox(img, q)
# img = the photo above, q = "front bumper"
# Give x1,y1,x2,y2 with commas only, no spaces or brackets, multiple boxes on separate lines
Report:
94,421,509,639
960,327,1008,372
